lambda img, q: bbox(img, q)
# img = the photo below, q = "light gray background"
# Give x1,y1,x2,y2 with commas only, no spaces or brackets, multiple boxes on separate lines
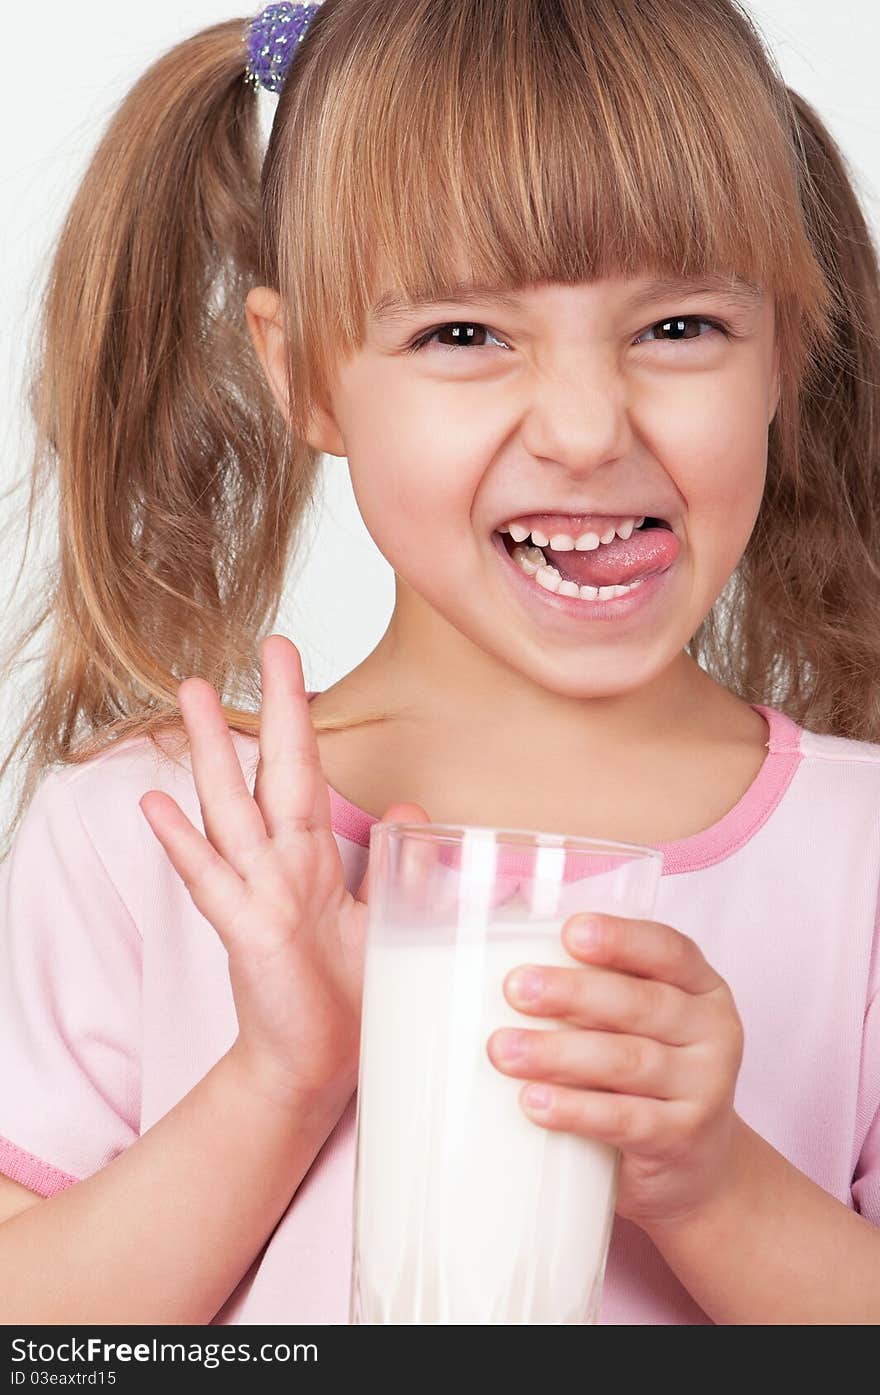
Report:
1,2,877,817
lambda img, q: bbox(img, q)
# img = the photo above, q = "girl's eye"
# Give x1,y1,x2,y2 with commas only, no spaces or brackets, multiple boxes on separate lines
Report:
406,322,508,354
406,315,728,355
634,315,727,346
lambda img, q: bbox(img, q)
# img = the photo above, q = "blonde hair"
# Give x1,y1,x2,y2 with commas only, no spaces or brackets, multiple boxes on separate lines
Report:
1,0,878,857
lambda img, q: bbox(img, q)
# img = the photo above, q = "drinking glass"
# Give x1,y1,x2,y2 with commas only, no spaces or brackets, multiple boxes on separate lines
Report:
349,821,662,1325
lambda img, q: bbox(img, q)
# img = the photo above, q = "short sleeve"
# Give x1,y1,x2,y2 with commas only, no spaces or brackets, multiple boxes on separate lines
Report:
852,989,880,1223
852,876,880,1224
0,770,142,1196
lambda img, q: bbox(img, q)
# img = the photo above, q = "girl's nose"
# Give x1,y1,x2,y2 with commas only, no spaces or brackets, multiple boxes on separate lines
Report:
519,359,632,474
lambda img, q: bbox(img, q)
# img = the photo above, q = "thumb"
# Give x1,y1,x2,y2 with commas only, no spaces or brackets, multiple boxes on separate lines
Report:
354,802,431,905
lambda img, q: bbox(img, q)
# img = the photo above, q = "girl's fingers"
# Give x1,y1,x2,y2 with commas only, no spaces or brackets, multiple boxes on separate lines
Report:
356,802,433,905
139,791,249,952
562,913,723,996
504,961,701,1045
178,675,269,878
252,635,332,838
487,1025,682,1099
516,1082,686,1152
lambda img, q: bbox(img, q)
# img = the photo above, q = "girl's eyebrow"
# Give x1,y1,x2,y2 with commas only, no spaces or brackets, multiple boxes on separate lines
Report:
369,274,764,326
370,284,528,325
626,275,765,312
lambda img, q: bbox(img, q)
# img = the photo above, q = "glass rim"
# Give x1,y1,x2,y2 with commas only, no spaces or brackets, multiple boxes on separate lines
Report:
370,819,663,862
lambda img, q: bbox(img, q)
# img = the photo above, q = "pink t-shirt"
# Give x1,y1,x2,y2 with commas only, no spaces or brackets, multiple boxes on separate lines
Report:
1,698,878,1324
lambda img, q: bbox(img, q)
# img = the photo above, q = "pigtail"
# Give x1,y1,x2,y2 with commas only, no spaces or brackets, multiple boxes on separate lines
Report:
0,19,316,856
694,87,880,740
785,90,880,735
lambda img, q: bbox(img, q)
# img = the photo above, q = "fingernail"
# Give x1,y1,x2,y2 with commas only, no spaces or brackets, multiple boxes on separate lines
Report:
508,968,543,1003
496,1030,528,1061
572,914,603,951
523,1084,551,1110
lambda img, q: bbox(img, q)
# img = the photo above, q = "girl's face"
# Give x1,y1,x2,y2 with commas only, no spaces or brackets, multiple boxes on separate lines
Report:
250,271,780,705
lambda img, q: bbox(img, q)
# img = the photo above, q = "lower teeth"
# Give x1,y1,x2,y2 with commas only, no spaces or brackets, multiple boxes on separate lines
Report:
509,542,646,601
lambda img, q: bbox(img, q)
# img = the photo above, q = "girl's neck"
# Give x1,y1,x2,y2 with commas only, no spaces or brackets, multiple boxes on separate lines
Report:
308,635,769,846
320,610,741,759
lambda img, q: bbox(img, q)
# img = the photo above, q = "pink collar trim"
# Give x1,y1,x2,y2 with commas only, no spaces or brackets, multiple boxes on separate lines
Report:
308,697,802,877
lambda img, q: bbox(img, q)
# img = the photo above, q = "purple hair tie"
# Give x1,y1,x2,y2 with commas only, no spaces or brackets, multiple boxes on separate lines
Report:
244,2,321,94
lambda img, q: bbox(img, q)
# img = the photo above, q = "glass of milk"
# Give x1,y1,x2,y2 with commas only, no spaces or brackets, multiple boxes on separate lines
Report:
349,821,662,1325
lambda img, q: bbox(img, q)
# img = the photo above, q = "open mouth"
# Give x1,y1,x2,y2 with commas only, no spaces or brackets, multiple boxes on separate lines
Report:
496,517,676,598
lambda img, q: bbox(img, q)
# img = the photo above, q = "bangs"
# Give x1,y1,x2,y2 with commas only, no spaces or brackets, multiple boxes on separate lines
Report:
265,0,835,438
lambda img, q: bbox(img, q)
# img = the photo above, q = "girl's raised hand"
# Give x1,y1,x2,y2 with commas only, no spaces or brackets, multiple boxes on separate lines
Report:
139,634,429,1112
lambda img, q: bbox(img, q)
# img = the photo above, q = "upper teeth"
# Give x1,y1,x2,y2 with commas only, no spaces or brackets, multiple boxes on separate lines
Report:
501,516,645,550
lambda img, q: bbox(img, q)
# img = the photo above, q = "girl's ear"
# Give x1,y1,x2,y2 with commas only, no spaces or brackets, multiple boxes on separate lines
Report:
245,286,347,456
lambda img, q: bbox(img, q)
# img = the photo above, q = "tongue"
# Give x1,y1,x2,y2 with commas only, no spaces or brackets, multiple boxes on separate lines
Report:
544,526,680,587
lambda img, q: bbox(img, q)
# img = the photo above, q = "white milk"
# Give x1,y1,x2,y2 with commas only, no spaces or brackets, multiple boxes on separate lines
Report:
351,921,619,1325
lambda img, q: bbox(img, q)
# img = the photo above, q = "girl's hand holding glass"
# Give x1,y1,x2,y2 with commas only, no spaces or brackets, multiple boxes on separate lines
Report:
138,633,428,1113
488,912,744,1230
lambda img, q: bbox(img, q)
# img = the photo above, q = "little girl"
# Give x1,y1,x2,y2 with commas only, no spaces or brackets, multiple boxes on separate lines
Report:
0,0,878,1325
